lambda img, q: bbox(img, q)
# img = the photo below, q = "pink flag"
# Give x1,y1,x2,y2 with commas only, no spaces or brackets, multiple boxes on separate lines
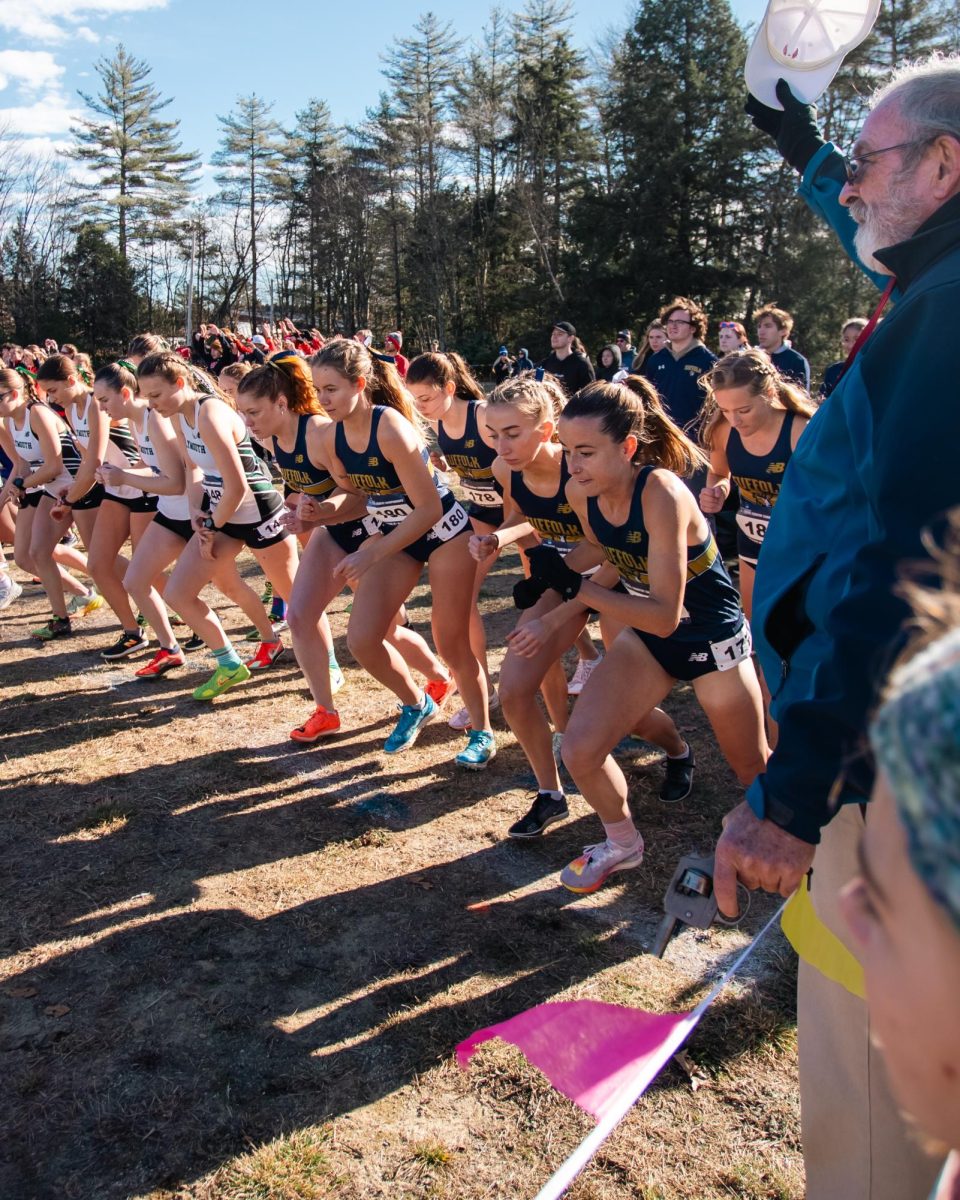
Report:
457,1000,698,1123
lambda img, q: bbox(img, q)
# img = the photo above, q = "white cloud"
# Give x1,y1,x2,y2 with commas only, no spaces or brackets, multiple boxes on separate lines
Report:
0,50,65,92
0,0,169,45
0,90,80,135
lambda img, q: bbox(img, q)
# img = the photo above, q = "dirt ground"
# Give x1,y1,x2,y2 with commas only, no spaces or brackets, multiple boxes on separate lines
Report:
0,541,802,1200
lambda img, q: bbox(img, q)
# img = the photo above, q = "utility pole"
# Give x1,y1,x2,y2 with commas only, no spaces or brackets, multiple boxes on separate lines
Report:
185,224,197,344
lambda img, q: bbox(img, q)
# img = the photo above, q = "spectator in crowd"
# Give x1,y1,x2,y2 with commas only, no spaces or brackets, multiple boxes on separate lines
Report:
354,328,373,347
717,320,749,354
595,342,622,382
755,304,811,389
513,347,534,374
723,55,960,1200
820,317,868,400
492,346,514,384
384,331,408,377
633,319,669,373
538,320,595,396
615,329,635,370
641,297,715,435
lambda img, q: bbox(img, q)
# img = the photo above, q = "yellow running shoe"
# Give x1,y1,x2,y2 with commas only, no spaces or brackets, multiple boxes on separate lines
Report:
66,587,104,618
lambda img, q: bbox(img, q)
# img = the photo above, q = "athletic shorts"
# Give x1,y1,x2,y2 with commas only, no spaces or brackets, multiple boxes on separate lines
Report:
327,517,369,554
153,511,195,542
19,490,43,509
372,492,470,564
70,483,105,512
467,501,504,526
632,616,752,682
103,491,158,514
202,491,289,551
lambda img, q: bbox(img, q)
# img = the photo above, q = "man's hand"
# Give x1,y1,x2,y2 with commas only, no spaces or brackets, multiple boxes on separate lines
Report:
746,78,826,176
713,800,816,917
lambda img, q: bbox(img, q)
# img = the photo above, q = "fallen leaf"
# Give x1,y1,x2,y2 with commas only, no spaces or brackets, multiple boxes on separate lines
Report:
44,1004,71,1018
4,986,38,999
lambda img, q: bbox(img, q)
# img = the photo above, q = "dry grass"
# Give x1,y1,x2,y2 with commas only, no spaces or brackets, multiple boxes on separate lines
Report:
0,542,801,1200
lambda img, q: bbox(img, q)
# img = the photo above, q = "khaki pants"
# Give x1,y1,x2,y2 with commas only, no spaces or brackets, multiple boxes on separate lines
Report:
799,803,942,1199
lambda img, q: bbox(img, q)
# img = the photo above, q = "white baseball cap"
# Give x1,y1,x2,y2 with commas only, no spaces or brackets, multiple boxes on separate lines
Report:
745,0,881,109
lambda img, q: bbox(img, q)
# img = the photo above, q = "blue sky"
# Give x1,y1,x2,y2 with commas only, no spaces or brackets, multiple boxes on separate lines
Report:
0,0,767,166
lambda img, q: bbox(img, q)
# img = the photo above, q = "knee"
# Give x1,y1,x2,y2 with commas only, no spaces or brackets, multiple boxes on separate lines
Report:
123,566,147,602
15,547,35,574
86,544,112,582
346,622,382,665
497,666,534,713
560,728,596,777
286,598,318,640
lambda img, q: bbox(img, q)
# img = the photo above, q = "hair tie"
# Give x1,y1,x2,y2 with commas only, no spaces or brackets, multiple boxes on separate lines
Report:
15,364,36,380
117,359,138,375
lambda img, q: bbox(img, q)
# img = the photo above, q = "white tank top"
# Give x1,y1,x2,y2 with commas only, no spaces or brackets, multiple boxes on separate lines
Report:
9,408,74,495
136,409,189,521
178,400,261,524
71,394,141,501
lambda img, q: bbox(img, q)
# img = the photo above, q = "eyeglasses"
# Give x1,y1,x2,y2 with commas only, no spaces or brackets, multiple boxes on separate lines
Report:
843,138,933,183
719,321,738,329
666,318,692,328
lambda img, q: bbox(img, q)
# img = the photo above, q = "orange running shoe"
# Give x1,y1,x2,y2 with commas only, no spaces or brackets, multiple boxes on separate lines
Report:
425,676,454,707
290,705,341,743
246,640,285,671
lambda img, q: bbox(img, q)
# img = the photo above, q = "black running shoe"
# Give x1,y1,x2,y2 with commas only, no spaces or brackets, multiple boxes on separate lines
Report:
660,746,695,803
101,631,149,661
508,792,569,839
182,634,205,652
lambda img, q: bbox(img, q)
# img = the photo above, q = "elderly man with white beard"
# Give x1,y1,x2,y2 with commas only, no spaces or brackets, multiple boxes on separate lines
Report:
713,58,960,1200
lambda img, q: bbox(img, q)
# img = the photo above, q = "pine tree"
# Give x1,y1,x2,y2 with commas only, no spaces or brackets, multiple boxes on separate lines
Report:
71,45,199,263
212,95,285,327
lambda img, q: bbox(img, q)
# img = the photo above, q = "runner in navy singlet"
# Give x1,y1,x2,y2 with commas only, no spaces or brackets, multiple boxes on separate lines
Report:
507,378,768,894
236,352,450,745
476,373,690,840
309,338,495,769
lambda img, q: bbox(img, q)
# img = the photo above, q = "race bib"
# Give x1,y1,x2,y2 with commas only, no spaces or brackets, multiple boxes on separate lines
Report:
204,479,225,507
710,621,753,672
620,576,649,598
256,512,286,541
431,501,468,542
459,479,500,507
736,509,769,543
367,498,415,527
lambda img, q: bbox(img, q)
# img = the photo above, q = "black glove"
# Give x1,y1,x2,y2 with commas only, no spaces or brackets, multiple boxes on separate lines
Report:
513,576,549,610
746,78,826,176
525,545,582,602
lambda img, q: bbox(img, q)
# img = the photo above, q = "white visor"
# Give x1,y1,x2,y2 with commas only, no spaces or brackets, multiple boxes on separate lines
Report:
745,0,881,108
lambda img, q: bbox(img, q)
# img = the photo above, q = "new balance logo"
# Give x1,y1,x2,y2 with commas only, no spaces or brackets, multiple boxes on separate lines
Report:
688,651,709,662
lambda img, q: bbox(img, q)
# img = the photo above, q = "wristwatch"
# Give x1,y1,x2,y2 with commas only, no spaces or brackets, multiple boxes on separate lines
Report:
12,476,25,491
201,516,222,532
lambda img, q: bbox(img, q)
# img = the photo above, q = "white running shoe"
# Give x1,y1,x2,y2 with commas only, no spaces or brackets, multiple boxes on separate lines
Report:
448,692,500,731
567,653,603,696
0,572,22,610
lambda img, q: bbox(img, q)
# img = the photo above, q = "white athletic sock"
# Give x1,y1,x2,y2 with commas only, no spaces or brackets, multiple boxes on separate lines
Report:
667,740,690,760
603,816,640,849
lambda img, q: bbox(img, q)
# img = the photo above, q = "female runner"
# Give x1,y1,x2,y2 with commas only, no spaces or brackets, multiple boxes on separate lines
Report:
404,351,505,727
474,374,691,839
507,379,768,893
235,351,452,743
36,354,154,659
309,339,494,768
93,361,283,679
0,366,100,639
136,351,297,700
698,350,814,622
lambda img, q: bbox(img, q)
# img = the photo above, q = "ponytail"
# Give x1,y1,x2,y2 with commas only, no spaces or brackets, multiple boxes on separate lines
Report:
138,351,237,410
239,350,321,415
311,338,422,431
405,351,484,402
563,378,707,477
95,362,139,396
2,366,39,405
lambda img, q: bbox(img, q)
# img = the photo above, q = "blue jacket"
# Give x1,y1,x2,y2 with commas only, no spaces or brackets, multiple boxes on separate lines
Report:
642,342,716,432
747,147,960,843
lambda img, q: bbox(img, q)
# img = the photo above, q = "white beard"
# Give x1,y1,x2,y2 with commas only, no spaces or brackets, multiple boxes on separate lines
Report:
849,189,921,274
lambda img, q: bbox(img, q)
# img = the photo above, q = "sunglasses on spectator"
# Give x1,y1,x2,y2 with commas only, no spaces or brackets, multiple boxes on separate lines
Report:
719,321,739,329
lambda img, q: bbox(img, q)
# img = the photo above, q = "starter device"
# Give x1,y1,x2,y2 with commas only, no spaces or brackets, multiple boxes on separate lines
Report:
651,853,749,957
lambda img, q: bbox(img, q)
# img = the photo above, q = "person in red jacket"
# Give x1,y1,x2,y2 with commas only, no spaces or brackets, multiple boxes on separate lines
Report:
385,331,409,378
